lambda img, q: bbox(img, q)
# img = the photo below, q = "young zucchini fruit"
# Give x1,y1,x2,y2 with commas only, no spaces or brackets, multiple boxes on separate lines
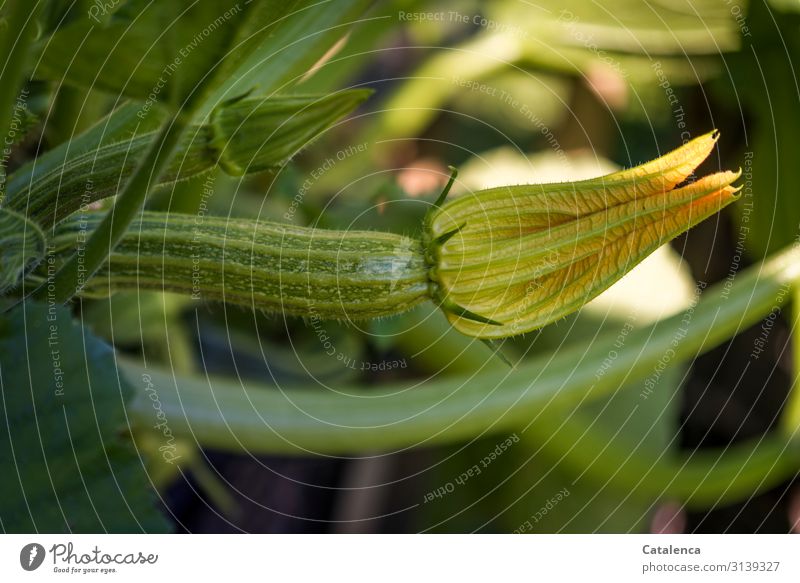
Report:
39,132,740,338
43,212,430,320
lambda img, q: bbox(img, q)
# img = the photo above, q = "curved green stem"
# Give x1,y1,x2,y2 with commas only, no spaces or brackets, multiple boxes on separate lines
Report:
122,242,800,456
524,407,800,509
784,287,800,433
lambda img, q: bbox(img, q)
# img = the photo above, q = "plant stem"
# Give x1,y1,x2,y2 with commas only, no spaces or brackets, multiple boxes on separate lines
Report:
34,111,189,303
783,287,800,434
6,91,370,226
121,243,800,458
0,1,41,170
519,406,800,509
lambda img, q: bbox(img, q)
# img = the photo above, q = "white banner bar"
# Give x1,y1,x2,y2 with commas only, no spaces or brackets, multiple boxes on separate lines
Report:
1,534,797,581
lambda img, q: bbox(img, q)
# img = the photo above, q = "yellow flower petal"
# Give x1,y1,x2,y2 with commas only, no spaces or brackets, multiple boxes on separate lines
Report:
430,130,720,245
425,132,739,339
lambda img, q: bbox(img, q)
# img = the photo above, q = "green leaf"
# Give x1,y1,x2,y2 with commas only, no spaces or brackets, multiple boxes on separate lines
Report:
768,0,800,13
5,91,370,226
0,208,45,292
35,0,258,106
0,301,169,533
197,0,373,114
82,291,190,347
34,0,373,112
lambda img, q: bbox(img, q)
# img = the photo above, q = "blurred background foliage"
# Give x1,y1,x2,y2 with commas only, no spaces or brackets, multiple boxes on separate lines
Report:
153,0,799,533
133,0,798,533
6,0,800,533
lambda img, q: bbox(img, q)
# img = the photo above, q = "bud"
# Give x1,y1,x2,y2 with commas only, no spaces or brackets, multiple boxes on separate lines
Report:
425,131,741,338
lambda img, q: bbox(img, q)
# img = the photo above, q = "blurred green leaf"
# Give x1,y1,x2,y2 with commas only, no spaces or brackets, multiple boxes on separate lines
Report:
730,0,800,257
352,0,736,160
35,0,373,113
498,0,740,56
0,1,42,164
295,0,430,94
200,0,374,112
0,301,169,532
768,0,800,13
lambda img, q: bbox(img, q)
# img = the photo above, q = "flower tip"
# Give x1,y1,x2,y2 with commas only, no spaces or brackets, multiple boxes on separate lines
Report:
721,167,743,194
714,168,743,201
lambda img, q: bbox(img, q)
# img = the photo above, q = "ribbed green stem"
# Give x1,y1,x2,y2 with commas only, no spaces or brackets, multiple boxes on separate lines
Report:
34,112,189,303
4,92,369,227
43,211,431,319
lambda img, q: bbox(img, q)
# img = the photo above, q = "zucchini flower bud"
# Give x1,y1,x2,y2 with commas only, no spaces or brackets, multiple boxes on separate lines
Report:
425,131,741,338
